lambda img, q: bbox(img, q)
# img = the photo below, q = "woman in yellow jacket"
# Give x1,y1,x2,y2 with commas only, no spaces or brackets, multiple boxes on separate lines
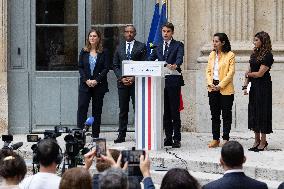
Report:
206,33,235,148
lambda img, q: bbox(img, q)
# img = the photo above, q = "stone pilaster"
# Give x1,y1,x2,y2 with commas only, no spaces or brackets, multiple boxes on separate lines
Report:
0,0,8,134
196,0,257,132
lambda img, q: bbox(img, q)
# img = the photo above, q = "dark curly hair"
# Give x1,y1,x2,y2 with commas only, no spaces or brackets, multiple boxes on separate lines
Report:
252,31,272,62
0,150,27,183
214,33,231,53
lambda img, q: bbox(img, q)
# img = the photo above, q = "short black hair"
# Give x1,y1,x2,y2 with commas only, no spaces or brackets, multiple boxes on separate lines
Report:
221,141,244,167
214,33,231,53
37,138,61,166
0,150,27,183
162,22,174,32
124,24,136,33
160,168,200,189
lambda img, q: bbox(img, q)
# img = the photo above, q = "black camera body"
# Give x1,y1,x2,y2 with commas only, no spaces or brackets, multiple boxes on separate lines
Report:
27,126,68,165
2,135,13,143
121,149,145,176
2,135,13,150
64,129,86,157
63,128,89,169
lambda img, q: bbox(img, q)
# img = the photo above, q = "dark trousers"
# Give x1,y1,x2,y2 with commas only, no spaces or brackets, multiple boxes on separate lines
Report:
118,86,135,136
164,86,181,141
77,90,105,137
208,91,234,140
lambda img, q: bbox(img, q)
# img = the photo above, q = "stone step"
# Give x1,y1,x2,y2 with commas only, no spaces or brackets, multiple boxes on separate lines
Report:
150,151,284,183
150,170,283,189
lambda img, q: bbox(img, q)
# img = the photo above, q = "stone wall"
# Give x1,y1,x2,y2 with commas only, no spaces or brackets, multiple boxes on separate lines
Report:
0,0,8,134
168,0,284,132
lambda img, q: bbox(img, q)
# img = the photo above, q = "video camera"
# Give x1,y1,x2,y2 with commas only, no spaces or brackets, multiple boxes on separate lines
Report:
1,135,23,150
26,126,69,174
121,148,145,176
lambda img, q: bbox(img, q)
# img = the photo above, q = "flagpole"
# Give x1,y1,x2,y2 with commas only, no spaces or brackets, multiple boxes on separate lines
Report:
164,0,168,19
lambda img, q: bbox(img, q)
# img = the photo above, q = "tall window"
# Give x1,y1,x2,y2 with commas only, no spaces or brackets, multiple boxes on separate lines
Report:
36,0,78,71
91,0,133,63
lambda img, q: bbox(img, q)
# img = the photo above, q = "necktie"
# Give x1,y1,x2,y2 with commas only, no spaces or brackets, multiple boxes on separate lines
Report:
127,42,131,60
163,42,168,60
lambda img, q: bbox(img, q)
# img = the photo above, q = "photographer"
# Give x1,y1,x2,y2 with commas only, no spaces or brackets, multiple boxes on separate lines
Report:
19,139,62,189
0,150,27,188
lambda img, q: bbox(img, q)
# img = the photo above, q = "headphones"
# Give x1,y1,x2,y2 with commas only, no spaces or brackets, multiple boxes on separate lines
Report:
33,139,63,165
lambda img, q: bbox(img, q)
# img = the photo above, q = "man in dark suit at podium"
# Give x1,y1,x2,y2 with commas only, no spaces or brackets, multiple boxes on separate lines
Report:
113,25,147,143
203,141,268,189
148,22,184,148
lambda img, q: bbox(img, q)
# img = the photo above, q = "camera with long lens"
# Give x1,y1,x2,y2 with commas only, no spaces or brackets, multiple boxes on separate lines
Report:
121,148,145,176
27,126,68,174
62,117,94,169
63,128,89,168
27,126,68,162
1,135,23,150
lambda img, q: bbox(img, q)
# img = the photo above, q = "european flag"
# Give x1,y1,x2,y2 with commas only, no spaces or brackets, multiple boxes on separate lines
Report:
146,3,160,56
153,2,167,46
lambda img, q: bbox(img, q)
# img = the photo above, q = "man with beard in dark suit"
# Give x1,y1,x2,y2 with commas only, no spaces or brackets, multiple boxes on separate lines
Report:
113,25,147,143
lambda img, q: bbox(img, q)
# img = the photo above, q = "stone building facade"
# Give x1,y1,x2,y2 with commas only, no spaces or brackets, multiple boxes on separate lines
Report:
0,0,283,134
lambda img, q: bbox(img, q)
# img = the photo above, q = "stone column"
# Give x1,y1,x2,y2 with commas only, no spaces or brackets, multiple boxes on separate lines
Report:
0,0,8,134
196,0,256,132
271,0,284,129
167,0,195,131
199,0,255,63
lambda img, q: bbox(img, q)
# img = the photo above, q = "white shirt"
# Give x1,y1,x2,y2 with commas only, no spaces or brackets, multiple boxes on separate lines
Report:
163,39,172,55
224,169,244,175
213,51,219,80
125,40,135,54
19,172,61,189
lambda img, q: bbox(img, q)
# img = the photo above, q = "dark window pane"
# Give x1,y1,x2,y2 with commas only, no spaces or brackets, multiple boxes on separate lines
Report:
36,27,78,70
36,0,77,24
92,26,125,65
92,0,133,24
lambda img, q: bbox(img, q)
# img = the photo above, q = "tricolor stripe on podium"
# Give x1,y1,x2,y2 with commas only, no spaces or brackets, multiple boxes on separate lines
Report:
136,77,156,150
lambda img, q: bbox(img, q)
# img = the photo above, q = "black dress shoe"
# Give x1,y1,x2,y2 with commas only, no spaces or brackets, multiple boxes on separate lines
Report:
172,140,181,148
248,143,260,151
114,135,125,143
164,138,173,146
254,142,268,152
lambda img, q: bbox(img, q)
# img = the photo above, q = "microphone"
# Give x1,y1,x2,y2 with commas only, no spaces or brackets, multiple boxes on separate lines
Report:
2,142,23,150
10,142,23,150
83,117,94,132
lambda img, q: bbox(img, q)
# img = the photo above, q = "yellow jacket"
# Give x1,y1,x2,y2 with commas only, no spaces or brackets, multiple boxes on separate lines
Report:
206,51,235,95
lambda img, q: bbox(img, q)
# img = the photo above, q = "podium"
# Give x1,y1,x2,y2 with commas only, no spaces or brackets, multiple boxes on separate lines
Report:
122,61,165,150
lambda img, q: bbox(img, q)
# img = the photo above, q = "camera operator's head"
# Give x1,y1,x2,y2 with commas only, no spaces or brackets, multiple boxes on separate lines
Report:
100,168,128,189
36,138,62,171
160,168,200,189
96,149,120,172
59,167,92,189
0,150,27,185
221,141,246,170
